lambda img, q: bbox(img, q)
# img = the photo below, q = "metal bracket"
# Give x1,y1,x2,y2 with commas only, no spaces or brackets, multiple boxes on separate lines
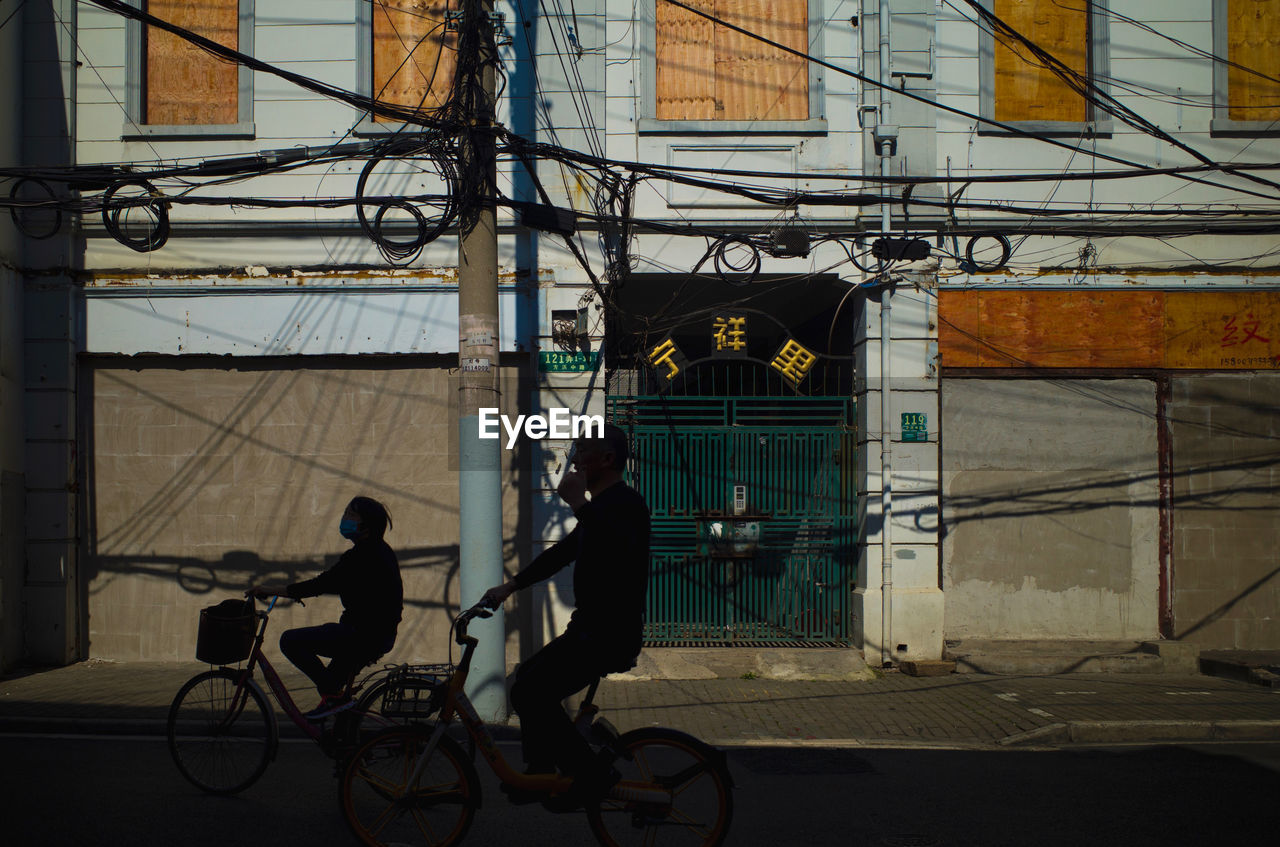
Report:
444,9,511,47
890,37,936,81
873,124,899,157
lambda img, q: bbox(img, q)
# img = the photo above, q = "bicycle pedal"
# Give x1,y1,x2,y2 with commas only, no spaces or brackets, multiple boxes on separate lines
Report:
500,783,549,806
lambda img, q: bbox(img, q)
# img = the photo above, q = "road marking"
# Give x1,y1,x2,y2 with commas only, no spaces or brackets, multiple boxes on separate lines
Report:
1027,708,1055,718
1054,691,1098,695
995,693,1020,702
1165,691,1214,696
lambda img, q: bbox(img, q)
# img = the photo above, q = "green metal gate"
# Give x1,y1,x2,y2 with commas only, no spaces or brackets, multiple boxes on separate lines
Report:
609,396,858,646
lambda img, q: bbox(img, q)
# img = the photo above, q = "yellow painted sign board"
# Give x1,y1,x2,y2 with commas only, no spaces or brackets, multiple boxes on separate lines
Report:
1164,292,1280,369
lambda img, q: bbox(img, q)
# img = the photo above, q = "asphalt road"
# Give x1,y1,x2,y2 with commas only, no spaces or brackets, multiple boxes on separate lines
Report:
3,734,1278,846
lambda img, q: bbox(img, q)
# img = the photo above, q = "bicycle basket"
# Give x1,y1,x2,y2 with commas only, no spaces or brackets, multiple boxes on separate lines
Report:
380,664,452,719
195,598,255,664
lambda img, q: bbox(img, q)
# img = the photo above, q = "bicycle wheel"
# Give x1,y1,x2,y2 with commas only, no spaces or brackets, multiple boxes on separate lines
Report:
167,668,276,795
342,726,480,847
588,728,734,847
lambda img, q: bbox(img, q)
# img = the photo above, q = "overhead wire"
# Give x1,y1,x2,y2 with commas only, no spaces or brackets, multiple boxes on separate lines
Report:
4,0,1274,265
658,0,1280,203
957,0,1280,196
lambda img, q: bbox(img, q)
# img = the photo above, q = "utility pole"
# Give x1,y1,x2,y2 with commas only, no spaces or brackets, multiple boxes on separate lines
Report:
457,0,506,721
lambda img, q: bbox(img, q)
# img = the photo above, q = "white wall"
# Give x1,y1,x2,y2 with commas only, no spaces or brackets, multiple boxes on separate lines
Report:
935,0,1278,270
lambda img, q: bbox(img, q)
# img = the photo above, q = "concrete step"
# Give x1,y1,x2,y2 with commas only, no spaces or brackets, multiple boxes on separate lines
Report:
1199,650,1280,688
943,640,1198,675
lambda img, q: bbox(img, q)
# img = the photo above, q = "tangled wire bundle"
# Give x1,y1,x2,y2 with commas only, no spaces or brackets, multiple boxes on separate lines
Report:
101,178,171,252
355,136,460,264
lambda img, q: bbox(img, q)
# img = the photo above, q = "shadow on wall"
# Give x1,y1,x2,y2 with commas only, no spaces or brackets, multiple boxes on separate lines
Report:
85,545,464,612
77,357,535,660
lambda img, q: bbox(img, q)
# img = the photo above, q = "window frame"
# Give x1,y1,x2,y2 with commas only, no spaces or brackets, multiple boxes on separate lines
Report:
123,0,255,140
976,0,1112,137
355,0,458,136
638,0,827,135
1211,0,1280,137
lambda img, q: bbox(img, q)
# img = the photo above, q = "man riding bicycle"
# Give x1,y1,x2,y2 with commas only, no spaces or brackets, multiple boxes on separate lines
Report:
482,423,651,807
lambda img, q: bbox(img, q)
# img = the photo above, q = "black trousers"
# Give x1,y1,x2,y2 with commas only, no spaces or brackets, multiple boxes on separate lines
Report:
509,631,614,778
279,622,392,697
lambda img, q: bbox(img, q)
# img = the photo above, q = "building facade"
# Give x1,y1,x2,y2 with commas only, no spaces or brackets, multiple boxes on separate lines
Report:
1,0,1276,674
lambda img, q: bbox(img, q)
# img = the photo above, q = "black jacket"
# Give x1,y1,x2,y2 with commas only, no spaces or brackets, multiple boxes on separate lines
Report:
513,481,651,665
288,538,403,647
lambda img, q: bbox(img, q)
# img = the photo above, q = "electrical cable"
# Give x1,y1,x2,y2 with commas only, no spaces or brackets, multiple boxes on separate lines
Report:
958,0,1280,196
354,135,460,263
8,177,63,240
100,178,171,252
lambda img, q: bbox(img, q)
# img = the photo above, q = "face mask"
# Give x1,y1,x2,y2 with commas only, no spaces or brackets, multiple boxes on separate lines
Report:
339,518,361,540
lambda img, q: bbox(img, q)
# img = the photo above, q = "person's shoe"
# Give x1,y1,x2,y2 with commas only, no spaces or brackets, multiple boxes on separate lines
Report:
542,767,621,813
304,694,354,721
500,770,555,805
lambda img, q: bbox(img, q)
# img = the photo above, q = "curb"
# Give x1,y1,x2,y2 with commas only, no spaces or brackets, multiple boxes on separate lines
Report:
8,715,1280,747
0,717,171,737
1000,720,1280,746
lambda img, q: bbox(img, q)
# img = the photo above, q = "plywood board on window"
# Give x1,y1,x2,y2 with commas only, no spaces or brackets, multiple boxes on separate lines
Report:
940,290,1164,368
992,0,1088,123
656,0,807,122
656,0,717,120
372,0,458,122
1228,0,1280,121
145,0,238,125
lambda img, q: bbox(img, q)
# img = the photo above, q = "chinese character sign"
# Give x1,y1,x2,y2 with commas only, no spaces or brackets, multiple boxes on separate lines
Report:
712,315,748,357
770,338,818,385
1165,293,1280,369
1220,313,1272,349
647,337,687,385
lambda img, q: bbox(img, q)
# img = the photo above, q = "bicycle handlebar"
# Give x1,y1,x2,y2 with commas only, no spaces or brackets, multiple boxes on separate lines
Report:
453,603,494,645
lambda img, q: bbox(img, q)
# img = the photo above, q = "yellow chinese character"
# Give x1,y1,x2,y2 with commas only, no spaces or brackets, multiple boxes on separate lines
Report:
770,338,817,384
648,338,682,380
712,315,748,353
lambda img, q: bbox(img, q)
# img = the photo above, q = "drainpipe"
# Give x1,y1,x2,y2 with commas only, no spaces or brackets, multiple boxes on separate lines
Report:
876,0,895,668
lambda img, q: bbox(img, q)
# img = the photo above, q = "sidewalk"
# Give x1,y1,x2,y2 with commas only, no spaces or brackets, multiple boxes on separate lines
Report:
2,660,1278,747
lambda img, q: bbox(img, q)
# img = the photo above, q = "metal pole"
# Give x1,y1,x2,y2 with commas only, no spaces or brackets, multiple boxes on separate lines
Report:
877,0,895,668
458,0,506,721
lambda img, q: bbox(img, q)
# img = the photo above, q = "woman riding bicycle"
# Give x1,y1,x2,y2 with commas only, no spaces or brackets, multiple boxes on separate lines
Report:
250,495,402,720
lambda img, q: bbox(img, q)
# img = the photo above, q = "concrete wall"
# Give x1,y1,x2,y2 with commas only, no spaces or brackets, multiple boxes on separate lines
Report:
1170,374,1280,650
852,278,944,663
0,265,22,671
83,358,533,663
0,0,24,673
941,379,1160,640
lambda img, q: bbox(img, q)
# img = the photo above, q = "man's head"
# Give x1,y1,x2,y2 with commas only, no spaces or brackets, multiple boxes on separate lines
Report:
571,423,630,490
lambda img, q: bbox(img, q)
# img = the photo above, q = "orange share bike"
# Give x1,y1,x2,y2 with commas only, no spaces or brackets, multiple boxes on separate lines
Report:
339,603,735,846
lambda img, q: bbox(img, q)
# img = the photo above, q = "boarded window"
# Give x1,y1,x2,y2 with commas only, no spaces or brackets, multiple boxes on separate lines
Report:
1227,0,1280,122
372,0,459,122
655,0,808,122
144,0,239,125
992,0,1090,123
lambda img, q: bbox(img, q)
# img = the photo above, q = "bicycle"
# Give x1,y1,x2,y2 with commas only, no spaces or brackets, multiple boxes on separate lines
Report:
339,602,736,847
167,595,445,795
